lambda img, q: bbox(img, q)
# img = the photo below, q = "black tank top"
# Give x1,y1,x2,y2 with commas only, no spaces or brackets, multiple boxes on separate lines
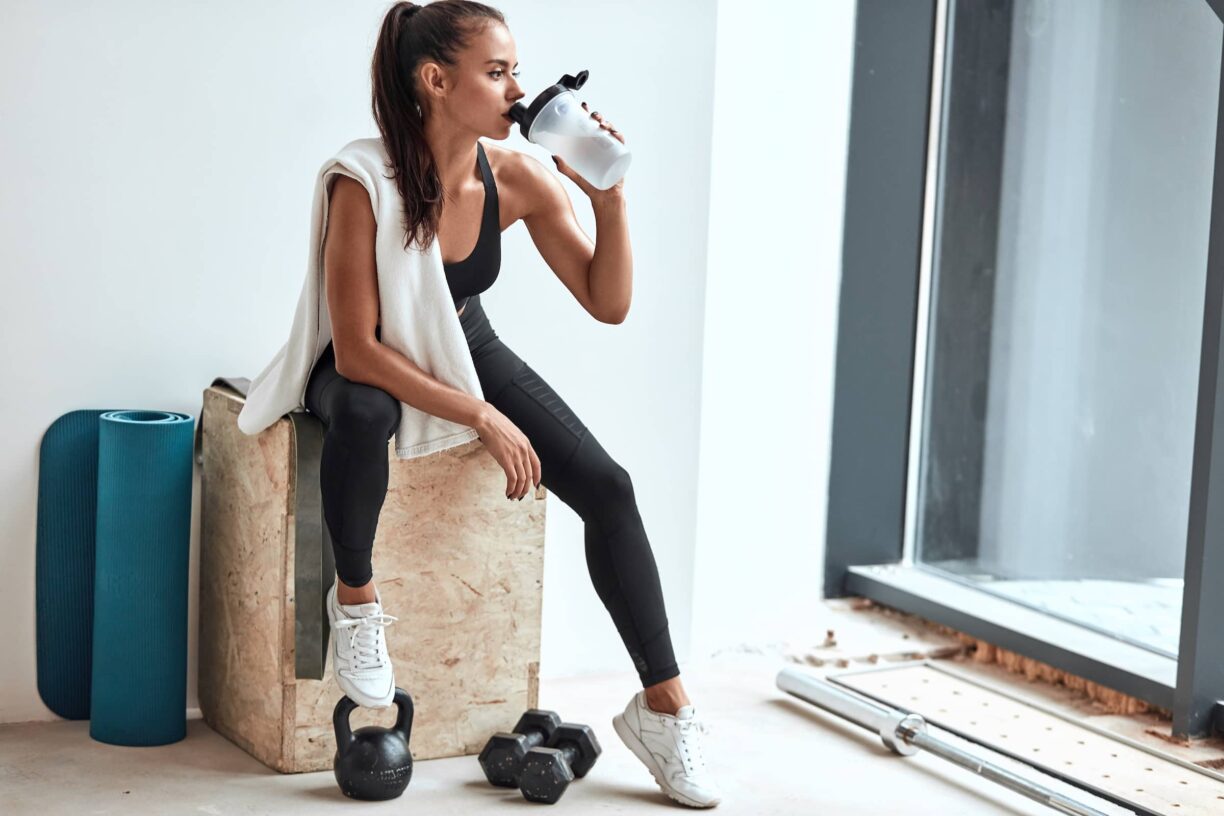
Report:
443,142,501,312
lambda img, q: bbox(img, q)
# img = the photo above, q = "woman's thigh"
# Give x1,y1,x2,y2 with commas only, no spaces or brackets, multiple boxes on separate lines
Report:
472,339,590,485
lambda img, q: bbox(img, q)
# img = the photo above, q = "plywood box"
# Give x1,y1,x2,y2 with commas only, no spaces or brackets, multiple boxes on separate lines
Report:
196,385,546,773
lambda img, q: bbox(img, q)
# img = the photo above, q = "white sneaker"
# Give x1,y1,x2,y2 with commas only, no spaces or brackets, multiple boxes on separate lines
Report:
612,690,722,808
325,582,398,708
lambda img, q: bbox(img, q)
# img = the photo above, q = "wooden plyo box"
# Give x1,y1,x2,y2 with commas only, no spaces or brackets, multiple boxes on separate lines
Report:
196,386,546,773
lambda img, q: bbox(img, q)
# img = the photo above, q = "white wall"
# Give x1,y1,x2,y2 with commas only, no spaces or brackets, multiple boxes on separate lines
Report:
689,1,856,658
2,0,859,724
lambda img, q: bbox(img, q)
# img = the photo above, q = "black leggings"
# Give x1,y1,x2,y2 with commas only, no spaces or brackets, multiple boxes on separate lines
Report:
304,295,679,687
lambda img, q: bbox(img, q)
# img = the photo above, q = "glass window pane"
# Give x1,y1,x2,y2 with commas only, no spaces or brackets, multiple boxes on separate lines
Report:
915,0,1222,658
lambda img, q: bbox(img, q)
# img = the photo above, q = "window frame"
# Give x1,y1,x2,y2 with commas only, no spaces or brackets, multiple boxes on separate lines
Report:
825,0,1224,738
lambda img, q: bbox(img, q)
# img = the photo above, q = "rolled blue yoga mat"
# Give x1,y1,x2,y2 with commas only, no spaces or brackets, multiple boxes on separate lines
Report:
35,408,194,745
89,410,194,746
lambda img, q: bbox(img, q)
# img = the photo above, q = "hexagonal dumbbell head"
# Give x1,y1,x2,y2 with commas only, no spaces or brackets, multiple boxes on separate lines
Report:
518,723,602,804
478,710,561,788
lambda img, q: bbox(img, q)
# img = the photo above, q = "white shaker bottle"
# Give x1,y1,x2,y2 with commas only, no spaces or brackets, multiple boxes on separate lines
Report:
507,69,631,190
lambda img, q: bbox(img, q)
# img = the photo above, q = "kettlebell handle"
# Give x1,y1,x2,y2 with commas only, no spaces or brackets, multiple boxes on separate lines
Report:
333,688,415,749
333,695,358,749
392,688,414,742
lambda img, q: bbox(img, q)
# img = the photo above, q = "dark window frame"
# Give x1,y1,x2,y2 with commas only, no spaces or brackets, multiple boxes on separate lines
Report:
825,0,1224,738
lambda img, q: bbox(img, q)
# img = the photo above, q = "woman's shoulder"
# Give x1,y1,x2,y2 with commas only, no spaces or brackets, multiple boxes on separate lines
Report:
319,138,387,176
320,138,387,194
481,142,558,224
482,141,547,181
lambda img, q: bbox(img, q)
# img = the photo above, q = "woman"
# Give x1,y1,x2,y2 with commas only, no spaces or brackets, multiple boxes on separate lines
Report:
307,1,720,807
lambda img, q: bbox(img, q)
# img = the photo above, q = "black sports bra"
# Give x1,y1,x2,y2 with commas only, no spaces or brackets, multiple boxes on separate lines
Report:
443,141,501,313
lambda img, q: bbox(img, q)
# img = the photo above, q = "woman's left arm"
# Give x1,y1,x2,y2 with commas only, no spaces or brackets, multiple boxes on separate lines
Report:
520,105,632,323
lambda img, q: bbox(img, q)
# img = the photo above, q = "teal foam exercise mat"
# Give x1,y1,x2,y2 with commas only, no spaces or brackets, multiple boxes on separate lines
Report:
36,409,113,720
36,409,195,746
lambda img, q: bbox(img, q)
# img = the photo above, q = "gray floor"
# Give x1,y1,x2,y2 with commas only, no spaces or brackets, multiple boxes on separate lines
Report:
6,600,1219,815
3,658,1144,814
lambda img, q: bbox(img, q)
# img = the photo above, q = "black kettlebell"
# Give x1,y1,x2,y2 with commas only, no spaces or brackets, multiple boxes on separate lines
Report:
333,688,415,800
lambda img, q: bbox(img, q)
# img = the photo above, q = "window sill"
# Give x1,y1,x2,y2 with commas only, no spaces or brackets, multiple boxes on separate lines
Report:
845,563,1177,709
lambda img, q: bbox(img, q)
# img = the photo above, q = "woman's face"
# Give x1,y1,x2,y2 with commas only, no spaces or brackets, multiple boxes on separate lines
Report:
422,22,526,138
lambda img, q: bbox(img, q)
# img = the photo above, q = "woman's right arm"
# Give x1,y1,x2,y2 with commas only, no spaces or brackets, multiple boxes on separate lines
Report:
324,174,487,429
324,175,540,498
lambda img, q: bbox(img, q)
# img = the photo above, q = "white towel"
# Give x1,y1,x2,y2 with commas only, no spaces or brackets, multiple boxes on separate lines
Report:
236,136,485,458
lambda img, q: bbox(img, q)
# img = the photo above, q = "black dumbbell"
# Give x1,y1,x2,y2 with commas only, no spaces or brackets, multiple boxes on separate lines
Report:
518,723,602,804
478,710,562,787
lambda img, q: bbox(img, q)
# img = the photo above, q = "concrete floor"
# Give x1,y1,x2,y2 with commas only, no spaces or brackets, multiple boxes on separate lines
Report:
2,601,1217,815
0,654,1115,815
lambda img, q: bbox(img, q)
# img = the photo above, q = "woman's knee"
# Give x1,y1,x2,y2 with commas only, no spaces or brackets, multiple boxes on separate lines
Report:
326,383,401,440
570,455,637,521
596,462,635,506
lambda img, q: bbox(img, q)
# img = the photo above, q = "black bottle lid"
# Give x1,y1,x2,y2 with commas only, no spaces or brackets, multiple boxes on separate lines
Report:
507,69,589,141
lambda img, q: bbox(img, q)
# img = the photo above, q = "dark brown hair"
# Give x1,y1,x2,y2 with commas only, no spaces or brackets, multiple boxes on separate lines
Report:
372,0,506,252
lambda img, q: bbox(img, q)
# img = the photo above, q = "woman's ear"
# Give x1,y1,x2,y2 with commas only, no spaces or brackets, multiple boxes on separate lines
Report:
416,60,451,104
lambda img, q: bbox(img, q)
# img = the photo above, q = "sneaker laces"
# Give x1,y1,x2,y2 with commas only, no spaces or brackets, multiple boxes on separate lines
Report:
673,718,711,776
333,612,398,671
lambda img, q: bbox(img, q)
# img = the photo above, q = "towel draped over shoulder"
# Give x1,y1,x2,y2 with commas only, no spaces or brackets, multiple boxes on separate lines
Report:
236,136,484,459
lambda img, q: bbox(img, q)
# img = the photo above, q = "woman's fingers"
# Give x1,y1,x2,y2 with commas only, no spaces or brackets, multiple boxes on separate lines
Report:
511,442,541,499
584,101,598,124
583,103,623,142
505,441,525,497
515,440,534,499
520,446,531,497
509,453,526,499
